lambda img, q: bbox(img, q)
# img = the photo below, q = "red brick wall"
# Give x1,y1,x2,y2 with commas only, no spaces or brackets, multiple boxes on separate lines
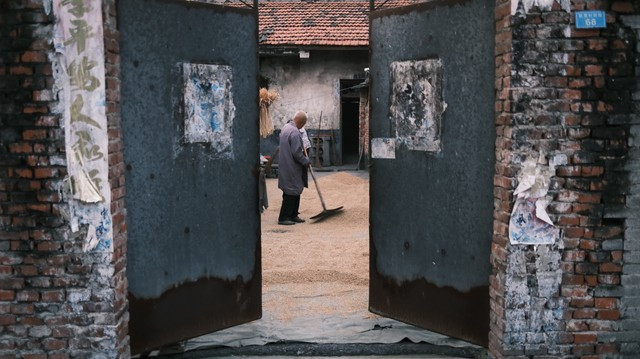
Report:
1,1,69,355
103,0,130,356
491,0,639,357
0,0,129,357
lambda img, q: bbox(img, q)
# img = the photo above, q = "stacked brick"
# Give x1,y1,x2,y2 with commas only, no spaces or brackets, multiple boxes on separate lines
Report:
102,0,130,356
359,88,370,167
0,0,128,357
491,0,639,357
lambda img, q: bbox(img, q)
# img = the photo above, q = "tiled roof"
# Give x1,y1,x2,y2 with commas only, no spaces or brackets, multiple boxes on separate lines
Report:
258,1,419,47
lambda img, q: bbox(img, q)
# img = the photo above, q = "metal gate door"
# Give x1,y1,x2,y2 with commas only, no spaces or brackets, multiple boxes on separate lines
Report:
369,0,495,346
119,0,260,353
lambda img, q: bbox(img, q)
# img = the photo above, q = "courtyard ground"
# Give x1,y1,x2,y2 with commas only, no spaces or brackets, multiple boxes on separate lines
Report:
180,171,478,355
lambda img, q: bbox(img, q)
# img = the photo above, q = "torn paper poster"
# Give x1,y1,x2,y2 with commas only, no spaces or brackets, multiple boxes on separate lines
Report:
510,198,559,245
513,155,555,198
371,138,396,159
53,0,112,252
389,59,446,153
509,154,559,245
182,63,235,159
71,163,103,203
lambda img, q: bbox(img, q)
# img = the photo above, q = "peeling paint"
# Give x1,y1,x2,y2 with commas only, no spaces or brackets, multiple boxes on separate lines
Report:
371,138,396,159
389,59,445,153
504,244,564,347
43,0,53,15
511,0,570,15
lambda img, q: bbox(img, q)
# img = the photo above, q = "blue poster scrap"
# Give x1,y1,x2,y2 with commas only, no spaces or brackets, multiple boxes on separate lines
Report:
575,11,606,29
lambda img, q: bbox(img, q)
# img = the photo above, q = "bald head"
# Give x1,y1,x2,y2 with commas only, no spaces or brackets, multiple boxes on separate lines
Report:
292,111,307,129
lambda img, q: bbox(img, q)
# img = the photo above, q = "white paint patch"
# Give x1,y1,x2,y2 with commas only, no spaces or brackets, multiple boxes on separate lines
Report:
182,63,235,159
511,0,570,15
389,59,445,153
551,154,568,167
43,0,53,15
371,138,396,159
53,0,112,252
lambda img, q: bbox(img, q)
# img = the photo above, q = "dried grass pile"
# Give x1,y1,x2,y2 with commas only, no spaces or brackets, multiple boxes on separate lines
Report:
260,88,278,138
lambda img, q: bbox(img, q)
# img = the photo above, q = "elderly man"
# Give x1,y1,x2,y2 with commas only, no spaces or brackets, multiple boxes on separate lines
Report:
278,111,311,225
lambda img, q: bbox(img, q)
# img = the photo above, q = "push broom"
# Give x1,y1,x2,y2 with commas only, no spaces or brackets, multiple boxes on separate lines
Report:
303,146,344,222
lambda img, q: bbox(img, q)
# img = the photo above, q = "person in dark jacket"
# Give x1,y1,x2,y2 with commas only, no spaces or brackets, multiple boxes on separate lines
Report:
278,111,311,225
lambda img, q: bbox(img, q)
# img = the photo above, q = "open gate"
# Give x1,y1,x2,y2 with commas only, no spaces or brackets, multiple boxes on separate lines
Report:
118,0,260,353
369,0,495,346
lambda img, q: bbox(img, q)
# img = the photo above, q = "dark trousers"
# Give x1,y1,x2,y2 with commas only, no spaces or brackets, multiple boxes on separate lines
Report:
279,193,300,221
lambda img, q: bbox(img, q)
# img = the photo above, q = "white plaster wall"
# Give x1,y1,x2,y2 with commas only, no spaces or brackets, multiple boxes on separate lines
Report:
260,50,368,130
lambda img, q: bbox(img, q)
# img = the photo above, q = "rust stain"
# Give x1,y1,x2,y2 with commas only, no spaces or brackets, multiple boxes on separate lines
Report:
369,240,489,347
129,241,261,354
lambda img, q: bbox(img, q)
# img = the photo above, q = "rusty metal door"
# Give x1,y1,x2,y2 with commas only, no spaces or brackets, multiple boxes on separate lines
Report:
118,0,260,353
369,0,495,346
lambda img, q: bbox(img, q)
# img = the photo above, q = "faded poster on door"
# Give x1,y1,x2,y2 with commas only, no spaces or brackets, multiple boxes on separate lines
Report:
53,0,112,251
389,59,446,153
182,63,235,159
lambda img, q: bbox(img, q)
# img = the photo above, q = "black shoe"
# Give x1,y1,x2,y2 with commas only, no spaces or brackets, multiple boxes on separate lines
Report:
292,216,306,223
278,219,295,225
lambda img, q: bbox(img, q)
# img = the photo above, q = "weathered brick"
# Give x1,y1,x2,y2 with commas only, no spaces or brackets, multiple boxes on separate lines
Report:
597,309,621,320
21,51,46,63
611,1,635,13
28,325,51,338
600,263,622,273
574,333,597,344
573,308,596,319
41,290,64,302
490,0,638,356
42,338,66,351
0,290,16,301
1,1,127,357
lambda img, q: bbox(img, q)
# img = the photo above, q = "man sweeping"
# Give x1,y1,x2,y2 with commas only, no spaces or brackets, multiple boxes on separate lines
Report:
278,111,311,225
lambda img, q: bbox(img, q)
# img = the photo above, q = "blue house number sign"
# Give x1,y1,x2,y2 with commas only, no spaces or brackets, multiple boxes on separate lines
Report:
575,11,606,29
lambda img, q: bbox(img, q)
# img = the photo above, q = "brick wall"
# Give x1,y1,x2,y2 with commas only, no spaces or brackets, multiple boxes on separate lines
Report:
491,0,639,358
0,0,128,357
359,87,370,168
103,0,130,356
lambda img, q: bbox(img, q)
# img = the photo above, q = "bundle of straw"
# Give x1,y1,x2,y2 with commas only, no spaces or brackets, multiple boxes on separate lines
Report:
259,88,278,138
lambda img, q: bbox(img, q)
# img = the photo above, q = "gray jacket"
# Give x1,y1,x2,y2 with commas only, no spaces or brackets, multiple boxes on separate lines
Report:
278,122,310,195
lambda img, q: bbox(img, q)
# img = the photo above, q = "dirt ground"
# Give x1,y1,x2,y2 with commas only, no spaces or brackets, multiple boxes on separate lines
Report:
183,171,477,351
261,171,372,322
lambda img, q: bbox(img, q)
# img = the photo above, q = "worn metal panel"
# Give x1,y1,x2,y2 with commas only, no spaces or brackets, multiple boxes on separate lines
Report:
118,0,260,353
369,0,495,346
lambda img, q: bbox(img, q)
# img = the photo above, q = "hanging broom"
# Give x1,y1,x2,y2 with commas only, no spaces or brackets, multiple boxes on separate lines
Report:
259,88,278,138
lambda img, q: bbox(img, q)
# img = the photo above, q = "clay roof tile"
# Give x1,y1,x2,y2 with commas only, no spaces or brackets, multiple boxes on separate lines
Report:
258,1,419,47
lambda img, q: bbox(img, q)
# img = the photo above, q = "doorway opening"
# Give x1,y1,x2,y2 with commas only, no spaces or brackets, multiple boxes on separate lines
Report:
121,0,493,355
178,170,469,352
340,80,362,165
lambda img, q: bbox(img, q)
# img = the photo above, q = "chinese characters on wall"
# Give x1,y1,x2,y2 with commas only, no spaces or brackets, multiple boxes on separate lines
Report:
54,0,112,251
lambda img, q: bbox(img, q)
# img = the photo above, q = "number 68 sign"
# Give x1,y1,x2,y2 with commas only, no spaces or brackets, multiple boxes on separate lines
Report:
576,10,606,29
